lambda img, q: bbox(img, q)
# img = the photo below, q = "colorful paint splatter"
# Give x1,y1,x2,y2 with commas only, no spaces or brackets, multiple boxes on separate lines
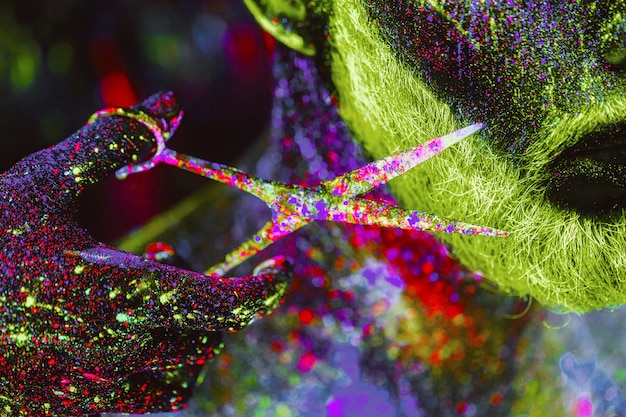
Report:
0,92,291,416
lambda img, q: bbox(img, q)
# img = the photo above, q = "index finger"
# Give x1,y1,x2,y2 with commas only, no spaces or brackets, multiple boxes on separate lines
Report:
76,246,292,333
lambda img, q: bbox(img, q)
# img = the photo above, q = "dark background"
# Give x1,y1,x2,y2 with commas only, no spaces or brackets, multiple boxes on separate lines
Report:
0,0,274,243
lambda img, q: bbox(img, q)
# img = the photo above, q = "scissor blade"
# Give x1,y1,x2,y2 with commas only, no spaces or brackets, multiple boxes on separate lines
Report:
321,123,483,197
205,215,312,276
311,196,508,237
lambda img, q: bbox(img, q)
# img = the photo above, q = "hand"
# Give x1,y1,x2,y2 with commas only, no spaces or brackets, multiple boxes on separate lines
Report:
0,91,291,416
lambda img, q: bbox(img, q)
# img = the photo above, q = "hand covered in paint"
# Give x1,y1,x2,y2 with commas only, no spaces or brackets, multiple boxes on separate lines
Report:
0,92,291,416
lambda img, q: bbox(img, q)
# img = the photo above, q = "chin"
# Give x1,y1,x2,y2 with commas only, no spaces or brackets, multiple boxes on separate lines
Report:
328,0,626,312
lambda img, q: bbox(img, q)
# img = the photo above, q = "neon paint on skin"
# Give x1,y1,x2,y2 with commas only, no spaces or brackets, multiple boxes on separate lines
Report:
0,92,291,416
90,107,507,276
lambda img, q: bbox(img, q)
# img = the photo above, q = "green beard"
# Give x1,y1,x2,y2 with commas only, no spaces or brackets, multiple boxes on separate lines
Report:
328,0,626,312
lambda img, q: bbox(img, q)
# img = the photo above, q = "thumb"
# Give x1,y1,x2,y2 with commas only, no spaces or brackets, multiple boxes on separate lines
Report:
64,90,181,188
71,246,292,332
10,91,181,207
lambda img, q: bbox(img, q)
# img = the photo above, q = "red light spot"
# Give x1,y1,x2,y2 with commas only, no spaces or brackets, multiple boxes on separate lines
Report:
223,24,264,80
327,150,339,163
297,352,317,372
270,339,285,352
455,401,468,414
430,350,442,366
100,70,138,107
422,262,434,274
261,30,275,55
489,392,503,406
299,309,315,325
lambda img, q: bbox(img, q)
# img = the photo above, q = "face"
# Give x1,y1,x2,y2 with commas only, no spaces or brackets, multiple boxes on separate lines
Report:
324,0,626,312
357,0,626,216
251,0,626,311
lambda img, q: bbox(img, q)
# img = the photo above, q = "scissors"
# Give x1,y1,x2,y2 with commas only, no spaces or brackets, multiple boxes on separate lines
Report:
90,105,508,277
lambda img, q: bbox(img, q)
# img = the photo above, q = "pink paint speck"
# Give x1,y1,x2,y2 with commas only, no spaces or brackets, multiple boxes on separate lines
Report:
573,396,592,417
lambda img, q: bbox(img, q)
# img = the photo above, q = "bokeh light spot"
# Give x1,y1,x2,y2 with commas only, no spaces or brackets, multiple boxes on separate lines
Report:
10,42,40,90
298,308,314,325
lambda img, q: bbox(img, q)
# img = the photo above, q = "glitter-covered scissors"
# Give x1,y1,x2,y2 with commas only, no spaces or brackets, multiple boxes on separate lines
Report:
91,104,508,277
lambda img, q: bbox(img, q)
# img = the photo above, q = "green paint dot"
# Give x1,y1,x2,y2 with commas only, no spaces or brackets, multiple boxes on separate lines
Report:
10,41,40,90
159,290,175,304
116,312,130,323
276,404,292,417
147,35,181,69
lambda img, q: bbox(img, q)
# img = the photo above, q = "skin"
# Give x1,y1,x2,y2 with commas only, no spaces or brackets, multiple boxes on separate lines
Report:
246,0,626,311
0,92,291,416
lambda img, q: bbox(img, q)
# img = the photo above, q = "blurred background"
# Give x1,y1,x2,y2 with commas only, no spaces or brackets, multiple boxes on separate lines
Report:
0,0,273,242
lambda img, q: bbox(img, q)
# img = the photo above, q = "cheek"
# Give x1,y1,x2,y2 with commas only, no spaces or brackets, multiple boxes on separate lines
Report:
364,1,614,153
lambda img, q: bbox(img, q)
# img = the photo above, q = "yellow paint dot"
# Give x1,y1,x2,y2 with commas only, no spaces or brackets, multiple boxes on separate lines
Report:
74,265,85,274
159,290,175,304
24,295,35,308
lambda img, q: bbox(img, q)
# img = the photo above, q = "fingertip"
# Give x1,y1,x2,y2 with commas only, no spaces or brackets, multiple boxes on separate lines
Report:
252,255,293,277
133,91,183,139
